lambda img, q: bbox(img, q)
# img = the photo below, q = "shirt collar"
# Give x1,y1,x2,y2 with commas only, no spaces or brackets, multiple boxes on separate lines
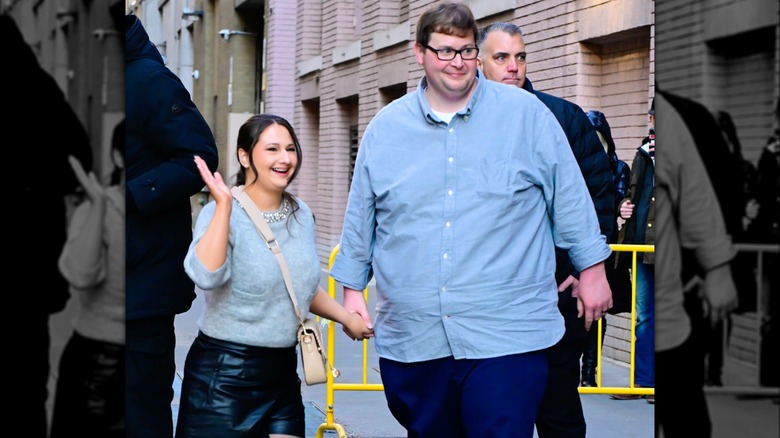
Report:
417,71,483,125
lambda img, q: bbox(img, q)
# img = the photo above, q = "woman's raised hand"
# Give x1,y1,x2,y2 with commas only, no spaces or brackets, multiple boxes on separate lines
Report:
194,155,231,205
68,155,105,203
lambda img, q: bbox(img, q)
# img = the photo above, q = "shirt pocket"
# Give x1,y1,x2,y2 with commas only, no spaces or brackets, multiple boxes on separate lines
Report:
476,158,509,199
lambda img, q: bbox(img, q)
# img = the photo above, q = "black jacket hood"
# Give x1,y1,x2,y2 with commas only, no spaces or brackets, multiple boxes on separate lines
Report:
125,14,164,65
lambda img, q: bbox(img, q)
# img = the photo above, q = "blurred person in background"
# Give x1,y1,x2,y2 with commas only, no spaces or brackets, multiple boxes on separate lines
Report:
50,120,126,438
654,88,739,437
611,100,656,403
583,109,632,388
752,98,779,388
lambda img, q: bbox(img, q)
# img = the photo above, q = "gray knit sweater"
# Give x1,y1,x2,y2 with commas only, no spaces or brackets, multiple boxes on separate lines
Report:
184,197,321,347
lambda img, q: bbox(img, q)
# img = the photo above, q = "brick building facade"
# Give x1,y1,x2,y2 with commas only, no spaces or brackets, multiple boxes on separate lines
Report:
292,0,656,267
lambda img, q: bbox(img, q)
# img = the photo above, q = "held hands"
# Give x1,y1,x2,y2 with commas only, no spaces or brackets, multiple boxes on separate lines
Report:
194,155,231,206
619,200,635,220
342,312,375,341
342,288,374,341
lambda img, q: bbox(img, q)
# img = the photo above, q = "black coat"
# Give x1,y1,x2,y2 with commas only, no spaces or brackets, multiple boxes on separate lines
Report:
125,15,219,320
659,89,745,283
2,15,93,314
617,143,655,265
522,79,615,283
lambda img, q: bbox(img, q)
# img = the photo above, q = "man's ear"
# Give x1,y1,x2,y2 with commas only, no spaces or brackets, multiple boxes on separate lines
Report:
414,43,425,66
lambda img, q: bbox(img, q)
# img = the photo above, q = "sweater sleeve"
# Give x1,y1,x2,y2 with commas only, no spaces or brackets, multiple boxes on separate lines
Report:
58,201,107,289
667,101,736,271
183,201,233,289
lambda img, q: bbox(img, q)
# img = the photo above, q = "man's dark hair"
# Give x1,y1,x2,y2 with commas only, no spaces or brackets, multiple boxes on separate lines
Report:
416,2,478,47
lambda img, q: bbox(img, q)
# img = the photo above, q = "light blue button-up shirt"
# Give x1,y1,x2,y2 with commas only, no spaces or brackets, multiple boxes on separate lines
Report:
330,75,611,363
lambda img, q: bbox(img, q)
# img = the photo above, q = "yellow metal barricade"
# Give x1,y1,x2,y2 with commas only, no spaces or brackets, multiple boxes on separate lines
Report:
579,244,654,396
316,243,655,436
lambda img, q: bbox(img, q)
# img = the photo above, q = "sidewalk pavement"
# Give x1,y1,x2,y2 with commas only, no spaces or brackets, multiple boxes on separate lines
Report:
169,275,778,438
171,279,656,438
42,274,777,437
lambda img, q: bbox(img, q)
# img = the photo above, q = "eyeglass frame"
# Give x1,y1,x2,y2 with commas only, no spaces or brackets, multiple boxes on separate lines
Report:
421,43,480,61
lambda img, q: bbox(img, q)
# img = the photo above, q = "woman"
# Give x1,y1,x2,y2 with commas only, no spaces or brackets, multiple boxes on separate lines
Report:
50,120,126,437
176,114,372,438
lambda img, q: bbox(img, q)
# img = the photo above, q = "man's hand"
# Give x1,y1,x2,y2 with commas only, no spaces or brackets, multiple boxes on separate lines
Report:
343,287,373,340
701,264,738,328
558,275,580,295
576,262,613,331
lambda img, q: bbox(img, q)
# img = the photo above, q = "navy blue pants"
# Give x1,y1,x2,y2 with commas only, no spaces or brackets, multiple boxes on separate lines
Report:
379,351,548,438
656,333,710,437
536,289,589,438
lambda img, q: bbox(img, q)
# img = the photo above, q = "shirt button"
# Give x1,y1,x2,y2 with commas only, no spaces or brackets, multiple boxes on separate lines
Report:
448,157,454,163
448,189,453,196
648,223,653,228
449,128,454,133
441,286,447,292
445,222,451,228
443,253,448,259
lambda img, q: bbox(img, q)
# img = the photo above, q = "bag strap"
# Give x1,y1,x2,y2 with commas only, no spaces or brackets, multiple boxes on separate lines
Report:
231,186,305,324
232,186,339,380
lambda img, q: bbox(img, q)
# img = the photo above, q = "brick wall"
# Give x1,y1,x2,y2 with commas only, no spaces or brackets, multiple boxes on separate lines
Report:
656,0,779,166
266,0,297,122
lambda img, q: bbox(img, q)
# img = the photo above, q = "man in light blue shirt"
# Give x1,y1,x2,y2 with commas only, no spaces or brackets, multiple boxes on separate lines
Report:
330,3,613,436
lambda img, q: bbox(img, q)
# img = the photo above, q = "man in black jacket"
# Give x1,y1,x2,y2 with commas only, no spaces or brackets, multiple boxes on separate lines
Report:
478,22,615,438
125,13,219,438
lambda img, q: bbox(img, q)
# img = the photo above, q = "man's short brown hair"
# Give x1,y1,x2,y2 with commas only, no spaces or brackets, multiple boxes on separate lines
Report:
416,2,478,47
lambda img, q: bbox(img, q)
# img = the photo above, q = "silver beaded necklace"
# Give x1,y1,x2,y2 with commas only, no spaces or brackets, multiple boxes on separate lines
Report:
262,198,291,223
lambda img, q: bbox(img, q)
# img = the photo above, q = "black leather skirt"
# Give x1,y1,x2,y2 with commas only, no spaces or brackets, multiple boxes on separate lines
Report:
175,331,305,438
49,332,125,438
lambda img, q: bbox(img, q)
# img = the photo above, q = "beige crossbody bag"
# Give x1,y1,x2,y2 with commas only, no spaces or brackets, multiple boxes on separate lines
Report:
231,186,335,385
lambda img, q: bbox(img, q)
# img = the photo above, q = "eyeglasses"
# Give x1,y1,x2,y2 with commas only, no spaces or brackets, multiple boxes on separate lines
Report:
422,44,480,61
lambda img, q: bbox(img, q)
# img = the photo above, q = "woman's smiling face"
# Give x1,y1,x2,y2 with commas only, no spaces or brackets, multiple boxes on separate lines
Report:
240,122,298,195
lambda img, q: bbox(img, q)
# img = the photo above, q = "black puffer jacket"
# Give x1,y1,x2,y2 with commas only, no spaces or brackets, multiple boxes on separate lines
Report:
587,109,631,211
125,15,219,319
522,79,615,283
